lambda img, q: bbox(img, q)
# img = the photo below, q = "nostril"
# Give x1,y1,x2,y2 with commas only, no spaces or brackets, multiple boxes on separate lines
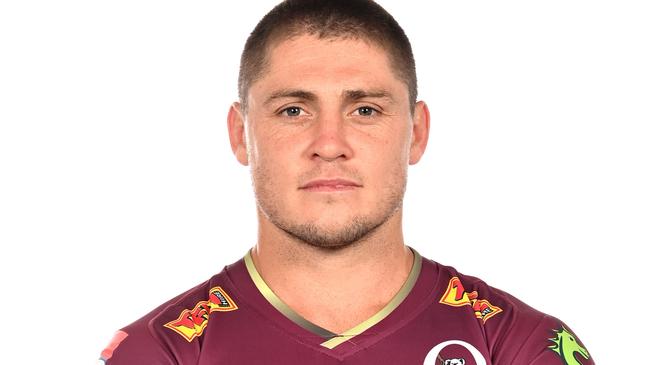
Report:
312,152,346,162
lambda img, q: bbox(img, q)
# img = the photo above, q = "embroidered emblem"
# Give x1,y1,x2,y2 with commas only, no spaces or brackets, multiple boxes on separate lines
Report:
424,340,487,365
443,358,466,365
548,326,590,365
164,286,238,342
439,277,502,323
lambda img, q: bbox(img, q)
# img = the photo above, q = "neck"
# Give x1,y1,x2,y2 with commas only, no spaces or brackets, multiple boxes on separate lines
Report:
250,210,414,333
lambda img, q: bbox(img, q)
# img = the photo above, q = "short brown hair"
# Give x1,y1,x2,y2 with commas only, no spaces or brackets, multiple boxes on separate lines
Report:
238,0,417,113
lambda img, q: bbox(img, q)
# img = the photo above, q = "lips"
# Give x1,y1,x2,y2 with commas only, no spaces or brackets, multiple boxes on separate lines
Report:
299,179,362,192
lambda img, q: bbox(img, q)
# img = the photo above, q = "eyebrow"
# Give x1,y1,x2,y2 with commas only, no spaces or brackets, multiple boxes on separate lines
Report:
263,88,395,106
343,89,394,103
264,89,317,106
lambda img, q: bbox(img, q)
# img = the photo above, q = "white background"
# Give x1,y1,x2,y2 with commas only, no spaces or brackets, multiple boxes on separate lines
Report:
1,1,647,364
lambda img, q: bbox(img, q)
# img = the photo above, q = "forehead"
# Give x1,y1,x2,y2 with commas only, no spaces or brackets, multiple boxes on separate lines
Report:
248,35,407,102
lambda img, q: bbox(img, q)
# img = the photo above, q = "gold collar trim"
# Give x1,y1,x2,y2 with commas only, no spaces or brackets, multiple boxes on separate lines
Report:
243,247,422,349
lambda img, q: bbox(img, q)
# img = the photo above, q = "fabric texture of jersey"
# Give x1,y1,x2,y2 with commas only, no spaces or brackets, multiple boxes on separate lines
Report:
99,249,594,364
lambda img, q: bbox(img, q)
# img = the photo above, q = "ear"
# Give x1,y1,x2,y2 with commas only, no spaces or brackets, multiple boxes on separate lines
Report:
227,102,249,166
460,359,465,365
444,360,451,365
409,100,430,165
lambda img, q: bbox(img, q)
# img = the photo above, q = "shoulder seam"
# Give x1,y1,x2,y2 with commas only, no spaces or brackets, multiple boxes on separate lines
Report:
145,314,180,363
509,314,551,363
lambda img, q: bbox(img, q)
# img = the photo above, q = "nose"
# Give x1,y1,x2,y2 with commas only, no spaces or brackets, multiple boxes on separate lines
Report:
307,112,353,162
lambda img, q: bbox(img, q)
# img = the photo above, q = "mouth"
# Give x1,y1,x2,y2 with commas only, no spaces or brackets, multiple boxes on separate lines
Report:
299,178,362,192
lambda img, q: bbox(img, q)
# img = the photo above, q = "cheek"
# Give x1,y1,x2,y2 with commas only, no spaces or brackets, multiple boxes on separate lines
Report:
396,125,413,162
373,119,412,160
361,143,409,198
372,131,411,171
382,139,411,191
249,120,303,157
249,132,298,184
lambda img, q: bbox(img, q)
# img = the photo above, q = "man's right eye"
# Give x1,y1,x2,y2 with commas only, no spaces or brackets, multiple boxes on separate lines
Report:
280,107,303,117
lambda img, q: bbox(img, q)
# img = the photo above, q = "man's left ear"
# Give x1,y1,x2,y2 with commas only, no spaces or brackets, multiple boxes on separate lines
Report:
409,100,430,165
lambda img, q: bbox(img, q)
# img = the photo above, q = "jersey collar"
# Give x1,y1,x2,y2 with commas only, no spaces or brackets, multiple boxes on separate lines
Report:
243,247,423,349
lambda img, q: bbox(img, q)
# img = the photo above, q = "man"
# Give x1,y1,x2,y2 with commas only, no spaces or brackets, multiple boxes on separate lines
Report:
100,1,594,364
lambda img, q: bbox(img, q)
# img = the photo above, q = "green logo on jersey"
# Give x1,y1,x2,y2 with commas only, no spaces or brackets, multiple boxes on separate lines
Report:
548,326,590,365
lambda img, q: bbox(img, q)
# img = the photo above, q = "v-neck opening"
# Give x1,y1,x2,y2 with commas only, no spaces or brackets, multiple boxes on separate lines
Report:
243,247,423,349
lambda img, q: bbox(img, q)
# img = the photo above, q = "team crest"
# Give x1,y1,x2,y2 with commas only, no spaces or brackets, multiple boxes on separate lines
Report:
164,286,238,342
424,340,487,365
439,277,503,323
548,326,590,365
443,358,465,365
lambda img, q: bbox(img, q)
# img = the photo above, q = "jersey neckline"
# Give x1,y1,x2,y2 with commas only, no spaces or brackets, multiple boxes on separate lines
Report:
242,247,423,349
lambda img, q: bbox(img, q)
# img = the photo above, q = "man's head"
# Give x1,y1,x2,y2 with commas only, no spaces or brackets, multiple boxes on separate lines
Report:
227,0,429,249
238,0,418,114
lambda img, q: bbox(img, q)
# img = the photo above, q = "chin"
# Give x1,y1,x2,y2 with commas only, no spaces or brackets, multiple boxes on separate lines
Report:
276,214,385,249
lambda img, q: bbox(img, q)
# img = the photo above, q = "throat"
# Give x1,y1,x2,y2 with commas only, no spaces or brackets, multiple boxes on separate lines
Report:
289,295,391,334
244,247,421,339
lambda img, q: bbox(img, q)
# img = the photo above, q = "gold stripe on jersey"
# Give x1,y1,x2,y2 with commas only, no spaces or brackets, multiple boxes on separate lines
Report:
244,251,337,338
319,249,422,349
244,247,422,349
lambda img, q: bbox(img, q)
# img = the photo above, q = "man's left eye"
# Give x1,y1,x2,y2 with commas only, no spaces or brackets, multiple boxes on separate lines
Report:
353,106,377,116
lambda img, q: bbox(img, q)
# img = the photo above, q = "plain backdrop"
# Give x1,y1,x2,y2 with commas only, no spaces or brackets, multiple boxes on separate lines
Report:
1,1,647,364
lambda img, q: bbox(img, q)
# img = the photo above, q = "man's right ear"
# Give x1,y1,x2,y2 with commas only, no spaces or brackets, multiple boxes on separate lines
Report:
227,102,249,166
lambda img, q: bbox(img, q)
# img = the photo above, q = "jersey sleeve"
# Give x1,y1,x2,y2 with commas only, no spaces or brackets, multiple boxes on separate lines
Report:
511,316,595,365
99,324,175,365
98,278,222,364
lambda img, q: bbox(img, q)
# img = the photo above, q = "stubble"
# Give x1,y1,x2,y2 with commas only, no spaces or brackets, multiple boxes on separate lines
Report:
252,162,407,249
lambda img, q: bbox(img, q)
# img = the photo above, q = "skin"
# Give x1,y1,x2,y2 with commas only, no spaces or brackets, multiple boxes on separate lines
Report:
227,35,430,333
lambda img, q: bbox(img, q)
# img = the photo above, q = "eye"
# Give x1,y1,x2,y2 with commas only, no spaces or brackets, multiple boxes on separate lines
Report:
352,106,378,117
280,106,303,117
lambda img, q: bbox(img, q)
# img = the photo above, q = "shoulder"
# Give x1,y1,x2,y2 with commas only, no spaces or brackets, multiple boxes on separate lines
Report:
100,267,237,364
431,260,544,328
430,260,594,364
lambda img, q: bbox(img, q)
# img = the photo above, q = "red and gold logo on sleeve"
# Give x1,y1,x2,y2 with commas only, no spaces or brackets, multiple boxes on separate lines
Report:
164,286,238,342
440,277,503,323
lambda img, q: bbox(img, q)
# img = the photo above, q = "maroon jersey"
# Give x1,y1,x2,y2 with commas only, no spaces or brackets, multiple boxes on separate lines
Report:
100,249,594,364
